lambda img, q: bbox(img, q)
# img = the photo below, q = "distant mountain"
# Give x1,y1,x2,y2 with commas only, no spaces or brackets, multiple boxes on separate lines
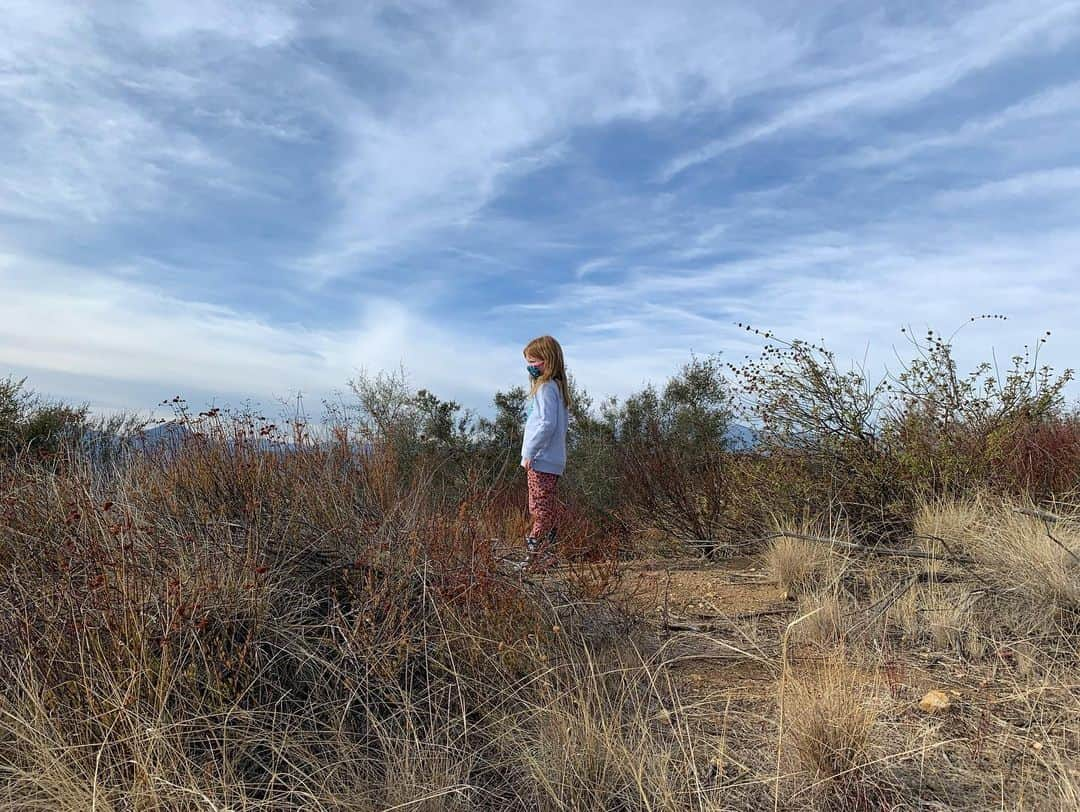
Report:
724,423,759,451
134,421,192,450
85,419,759,458
79,420,189,463
135,422,299,455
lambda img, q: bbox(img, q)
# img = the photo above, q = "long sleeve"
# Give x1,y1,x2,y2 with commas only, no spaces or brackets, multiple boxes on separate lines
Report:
521,383,559,461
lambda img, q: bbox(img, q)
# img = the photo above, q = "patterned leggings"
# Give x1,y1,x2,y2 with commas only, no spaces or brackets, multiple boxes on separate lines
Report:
526,468,560,539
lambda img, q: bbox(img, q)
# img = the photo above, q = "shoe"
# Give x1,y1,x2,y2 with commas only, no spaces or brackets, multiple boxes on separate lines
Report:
505,537,539,573
508,536,553,573
528,532,557,571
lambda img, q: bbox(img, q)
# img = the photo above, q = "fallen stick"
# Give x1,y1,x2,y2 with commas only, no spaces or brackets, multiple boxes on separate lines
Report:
1012,508,1080,566
847,573,919,637
663,620,725,633
664,607,795,633
1013,507,1070,524
758,530,976,564
723,571,776,581
656,634,777,667
683,537,761,552
684,606,796,622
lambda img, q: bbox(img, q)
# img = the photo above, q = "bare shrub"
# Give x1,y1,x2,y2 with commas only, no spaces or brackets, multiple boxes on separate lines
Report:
987,413,1080,496
605,355,743,549
730,321,1075,539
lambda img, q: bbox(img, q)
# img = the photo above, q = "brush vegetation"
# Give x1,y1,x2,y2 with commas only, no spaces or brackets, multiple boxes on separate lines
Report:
1,321,1078,809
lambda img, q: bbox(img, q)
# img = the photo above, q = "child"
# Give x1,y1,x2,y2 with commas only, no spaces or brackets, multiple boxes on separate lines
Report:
520,335,570,566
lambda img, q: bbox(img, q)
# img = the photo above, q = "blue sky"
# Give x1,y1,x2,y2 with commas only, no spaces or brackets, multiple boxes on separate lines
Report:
2,0,1080,416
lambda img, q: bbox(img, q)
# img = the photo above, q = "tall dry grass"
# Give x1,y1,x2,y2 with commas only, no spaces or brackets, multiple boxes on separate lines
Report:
0,422,704,810
1,386,1079,809
916,495,1080,629
779,656,895,811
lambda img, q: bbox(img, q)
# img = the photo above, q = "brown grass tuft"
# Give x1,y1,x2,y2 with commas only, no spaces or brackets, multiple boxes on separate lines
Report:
764,517,850,599
916,495,1080,628
780,656,894,811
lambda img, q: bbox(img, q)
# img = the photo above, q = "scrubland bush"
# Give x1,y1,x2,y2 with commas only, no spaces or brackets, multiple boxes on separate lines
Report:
0,376,90,455
0,407,630,808
2,318,1078,808
723,320,1077,542
598,355,746,549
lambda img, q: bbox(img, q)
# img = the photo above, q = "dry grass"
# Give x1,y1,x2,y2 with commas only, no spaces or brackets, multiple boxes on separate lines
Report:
780,656,894,811
919,496,1080,605
1,425,1079,810
0,431,713,811
792,590,847,646
763,517,851,599
498,646,726,810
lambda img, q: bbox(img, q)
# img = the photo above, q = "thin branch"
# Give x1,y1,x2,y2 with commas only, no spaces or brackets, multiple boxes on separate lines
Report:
755,530,976,564
847,573,919,637
1013,508,1080,567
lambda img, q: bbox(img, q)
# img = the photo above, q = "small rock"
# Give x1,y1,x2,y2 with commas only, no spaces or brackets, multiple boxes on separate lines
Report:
919,690,952,713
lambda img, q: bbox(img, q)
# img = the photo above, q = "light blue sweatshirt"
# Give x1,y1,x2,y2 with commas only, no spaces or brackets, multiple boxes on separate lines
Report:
521,381,568,475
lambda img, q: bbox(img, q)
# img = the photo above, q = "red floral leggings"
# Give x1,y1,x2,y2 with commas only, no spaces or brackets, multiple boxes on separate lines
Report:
526,468,560,539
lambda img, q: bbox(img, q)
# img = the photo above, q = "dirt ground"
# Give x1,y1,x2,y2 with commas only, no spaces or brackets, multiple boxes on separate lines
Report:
596,556,1012,699
528,553,1080,808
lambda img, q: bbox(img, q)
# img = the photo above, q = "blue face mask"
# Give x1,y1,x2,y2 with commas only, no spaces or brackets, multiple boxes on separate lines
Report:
526,364,543,380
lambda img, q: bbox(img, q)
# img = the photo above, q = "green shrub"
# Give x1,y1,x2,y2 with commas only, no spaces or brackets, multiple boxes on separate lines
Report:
0,376,89,456
728,319,1075,539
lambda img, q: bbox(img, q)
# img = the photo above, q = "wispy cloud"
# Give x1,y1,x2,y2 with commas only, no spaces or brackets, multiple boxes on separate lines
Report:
936,166,1080,207
660,1,1080,181
2,1,1079,414
293,1,823,279
832,80,1080,171
0,1,299,225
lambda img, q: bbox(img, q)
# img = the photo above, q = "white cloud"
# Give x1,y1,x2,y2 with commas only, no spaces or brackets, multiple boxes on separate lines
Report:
0,254,523,412
0,0,301,225
660,1,1080,180
575,257,615,279
936,166,1080,207
7,0,1076,278
299,1,812,277
126,0,297,45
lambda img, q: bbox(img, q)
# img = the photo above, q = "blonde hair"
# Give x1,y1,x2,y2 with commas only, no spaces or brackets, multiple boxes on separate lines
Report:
524,335,571,408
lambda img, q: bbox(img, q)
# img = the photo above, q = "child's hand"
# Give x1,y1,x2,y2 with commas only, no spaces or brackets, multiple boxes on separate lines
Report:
522,458,533,471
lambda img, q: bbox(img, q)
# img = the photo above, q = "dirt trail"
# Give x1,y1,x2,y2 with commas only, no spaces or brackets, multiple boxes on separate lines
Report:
598,557,791,700
604,556,1008,712
614,556,785,619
